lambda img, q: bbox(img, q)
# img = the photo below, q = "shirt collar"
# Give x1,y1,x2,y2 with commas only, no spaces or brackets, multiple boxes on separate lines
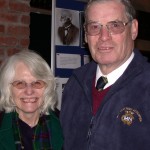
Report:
96,52,134,89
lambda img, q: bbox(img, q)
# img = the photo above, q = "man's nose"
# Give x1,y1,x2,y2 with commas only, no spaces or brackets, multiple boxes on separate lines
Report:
98,25,111,41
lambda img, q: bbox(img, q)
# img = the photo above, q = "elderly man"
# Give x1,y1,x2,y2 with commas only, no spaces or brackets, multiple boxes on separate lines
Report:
60,0,150,150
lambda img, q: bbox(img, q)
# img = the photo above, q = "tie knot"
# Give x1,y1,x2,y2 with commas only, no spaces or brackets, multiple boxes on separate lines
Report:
96,76,108,91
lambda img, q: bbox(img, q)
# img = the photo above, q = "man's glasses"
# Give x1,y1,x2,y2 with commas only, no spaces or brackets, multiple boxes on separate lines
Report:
84,21,130,36
11,80,46,89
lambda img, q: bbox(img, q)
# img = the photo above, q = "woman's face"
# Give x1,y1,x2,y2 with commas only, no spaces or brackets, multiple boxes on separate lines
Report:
11,62,46,118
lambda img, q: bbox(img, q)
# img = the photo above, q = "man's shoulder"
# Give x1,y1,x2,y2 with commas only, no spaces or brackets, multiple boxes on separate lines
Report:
73,61,96,75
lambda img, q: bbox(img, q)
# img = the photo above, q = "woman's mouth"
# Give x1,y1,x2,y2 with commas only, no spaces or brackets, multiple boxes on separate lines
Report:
20,97,38,103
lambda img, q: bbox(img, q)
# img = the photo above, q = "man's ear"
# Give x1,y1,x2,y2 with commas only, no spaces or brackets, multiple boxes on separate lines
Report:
131,19,138,40
84,33,88,43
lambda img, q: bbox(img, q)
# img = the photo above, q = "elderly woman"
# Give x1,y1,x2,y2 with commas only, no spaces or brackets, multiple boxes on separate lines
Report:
0,50,63,150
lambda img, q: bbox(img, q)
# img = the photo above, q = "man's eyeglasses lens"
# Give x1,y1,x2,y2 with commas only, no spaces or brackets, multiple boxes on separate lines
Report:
11,80,46,89
85,21,129,36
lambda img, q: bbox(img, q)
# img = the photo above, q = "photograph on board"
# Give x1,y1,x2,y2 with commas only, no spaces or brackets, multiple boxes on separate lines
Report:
55,8,80,46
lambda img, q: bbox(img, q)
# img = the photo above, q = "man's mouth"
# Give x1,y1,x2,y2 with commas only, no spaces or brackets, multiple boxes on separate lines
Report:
98,46,113,51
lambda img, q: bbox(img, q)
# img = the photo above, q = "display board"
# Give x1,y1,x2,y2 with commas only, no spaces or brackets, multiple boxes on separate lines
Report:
52,0,92,109
54,0,91,78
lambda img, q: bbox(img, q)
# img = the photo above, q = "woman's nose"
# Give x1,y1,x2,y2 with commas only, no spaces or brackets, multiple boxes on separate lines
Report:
24,84,35,95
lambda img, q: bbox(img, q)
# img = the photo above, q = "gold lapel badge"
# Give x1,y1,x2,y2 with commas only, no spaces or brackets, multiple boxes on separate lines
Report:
117,107,142,126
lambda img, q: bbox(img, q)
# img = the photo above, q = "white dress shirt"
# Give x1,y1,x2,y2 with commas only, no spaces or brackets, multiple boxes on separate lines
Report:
95,52,134,89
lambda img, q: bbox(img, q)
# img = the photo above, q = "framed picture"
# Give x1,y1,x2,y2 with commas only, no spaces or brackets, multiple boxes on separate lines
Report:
55,8,80,46
80,11,86,48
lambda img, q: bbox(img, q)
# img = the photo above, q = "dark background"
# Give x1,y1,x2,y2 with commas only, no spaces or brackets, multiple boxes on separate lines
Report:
29,12,51,67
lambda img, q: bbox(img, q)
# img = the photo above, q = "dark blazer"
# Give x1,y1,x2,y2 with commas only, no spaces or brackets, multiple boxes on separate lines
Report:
0,111,63,150
60,49,150,150
58,23,79,45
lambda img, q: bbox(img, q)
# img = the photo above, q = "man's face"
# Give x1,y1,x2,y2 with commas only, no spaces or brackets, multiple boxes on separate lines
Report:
85,1,138,73
60,11,72,27
60,15,67,25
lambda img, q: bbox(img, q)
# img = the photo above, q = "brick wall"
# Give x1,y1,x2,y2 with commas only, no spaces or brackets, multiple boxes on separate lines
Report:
0,0,30,64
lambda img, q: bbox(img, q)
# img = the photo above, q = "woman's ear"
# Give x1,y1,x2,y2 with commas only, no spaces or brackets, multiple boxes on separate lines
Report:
131,19,138,40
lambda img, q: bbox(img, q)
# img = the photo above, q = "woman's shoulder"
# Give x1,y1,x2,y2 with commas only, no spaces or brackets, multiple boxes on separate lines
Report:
47,109,64,150
0,111,12,128
49,109,60,123
47,109,63,136
51,108,60,117
0,111,5,125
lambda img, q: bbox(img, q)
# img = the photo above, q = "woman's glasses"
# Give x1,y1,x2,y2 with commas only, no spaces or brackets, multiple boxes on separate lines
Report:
11,80,46,89
84,20,130,36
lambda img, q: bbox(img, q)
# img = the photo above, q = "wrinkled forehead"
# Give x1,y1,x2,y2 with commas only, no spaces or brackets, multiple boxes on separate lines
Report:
87,1,125,14
85,1,127,22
